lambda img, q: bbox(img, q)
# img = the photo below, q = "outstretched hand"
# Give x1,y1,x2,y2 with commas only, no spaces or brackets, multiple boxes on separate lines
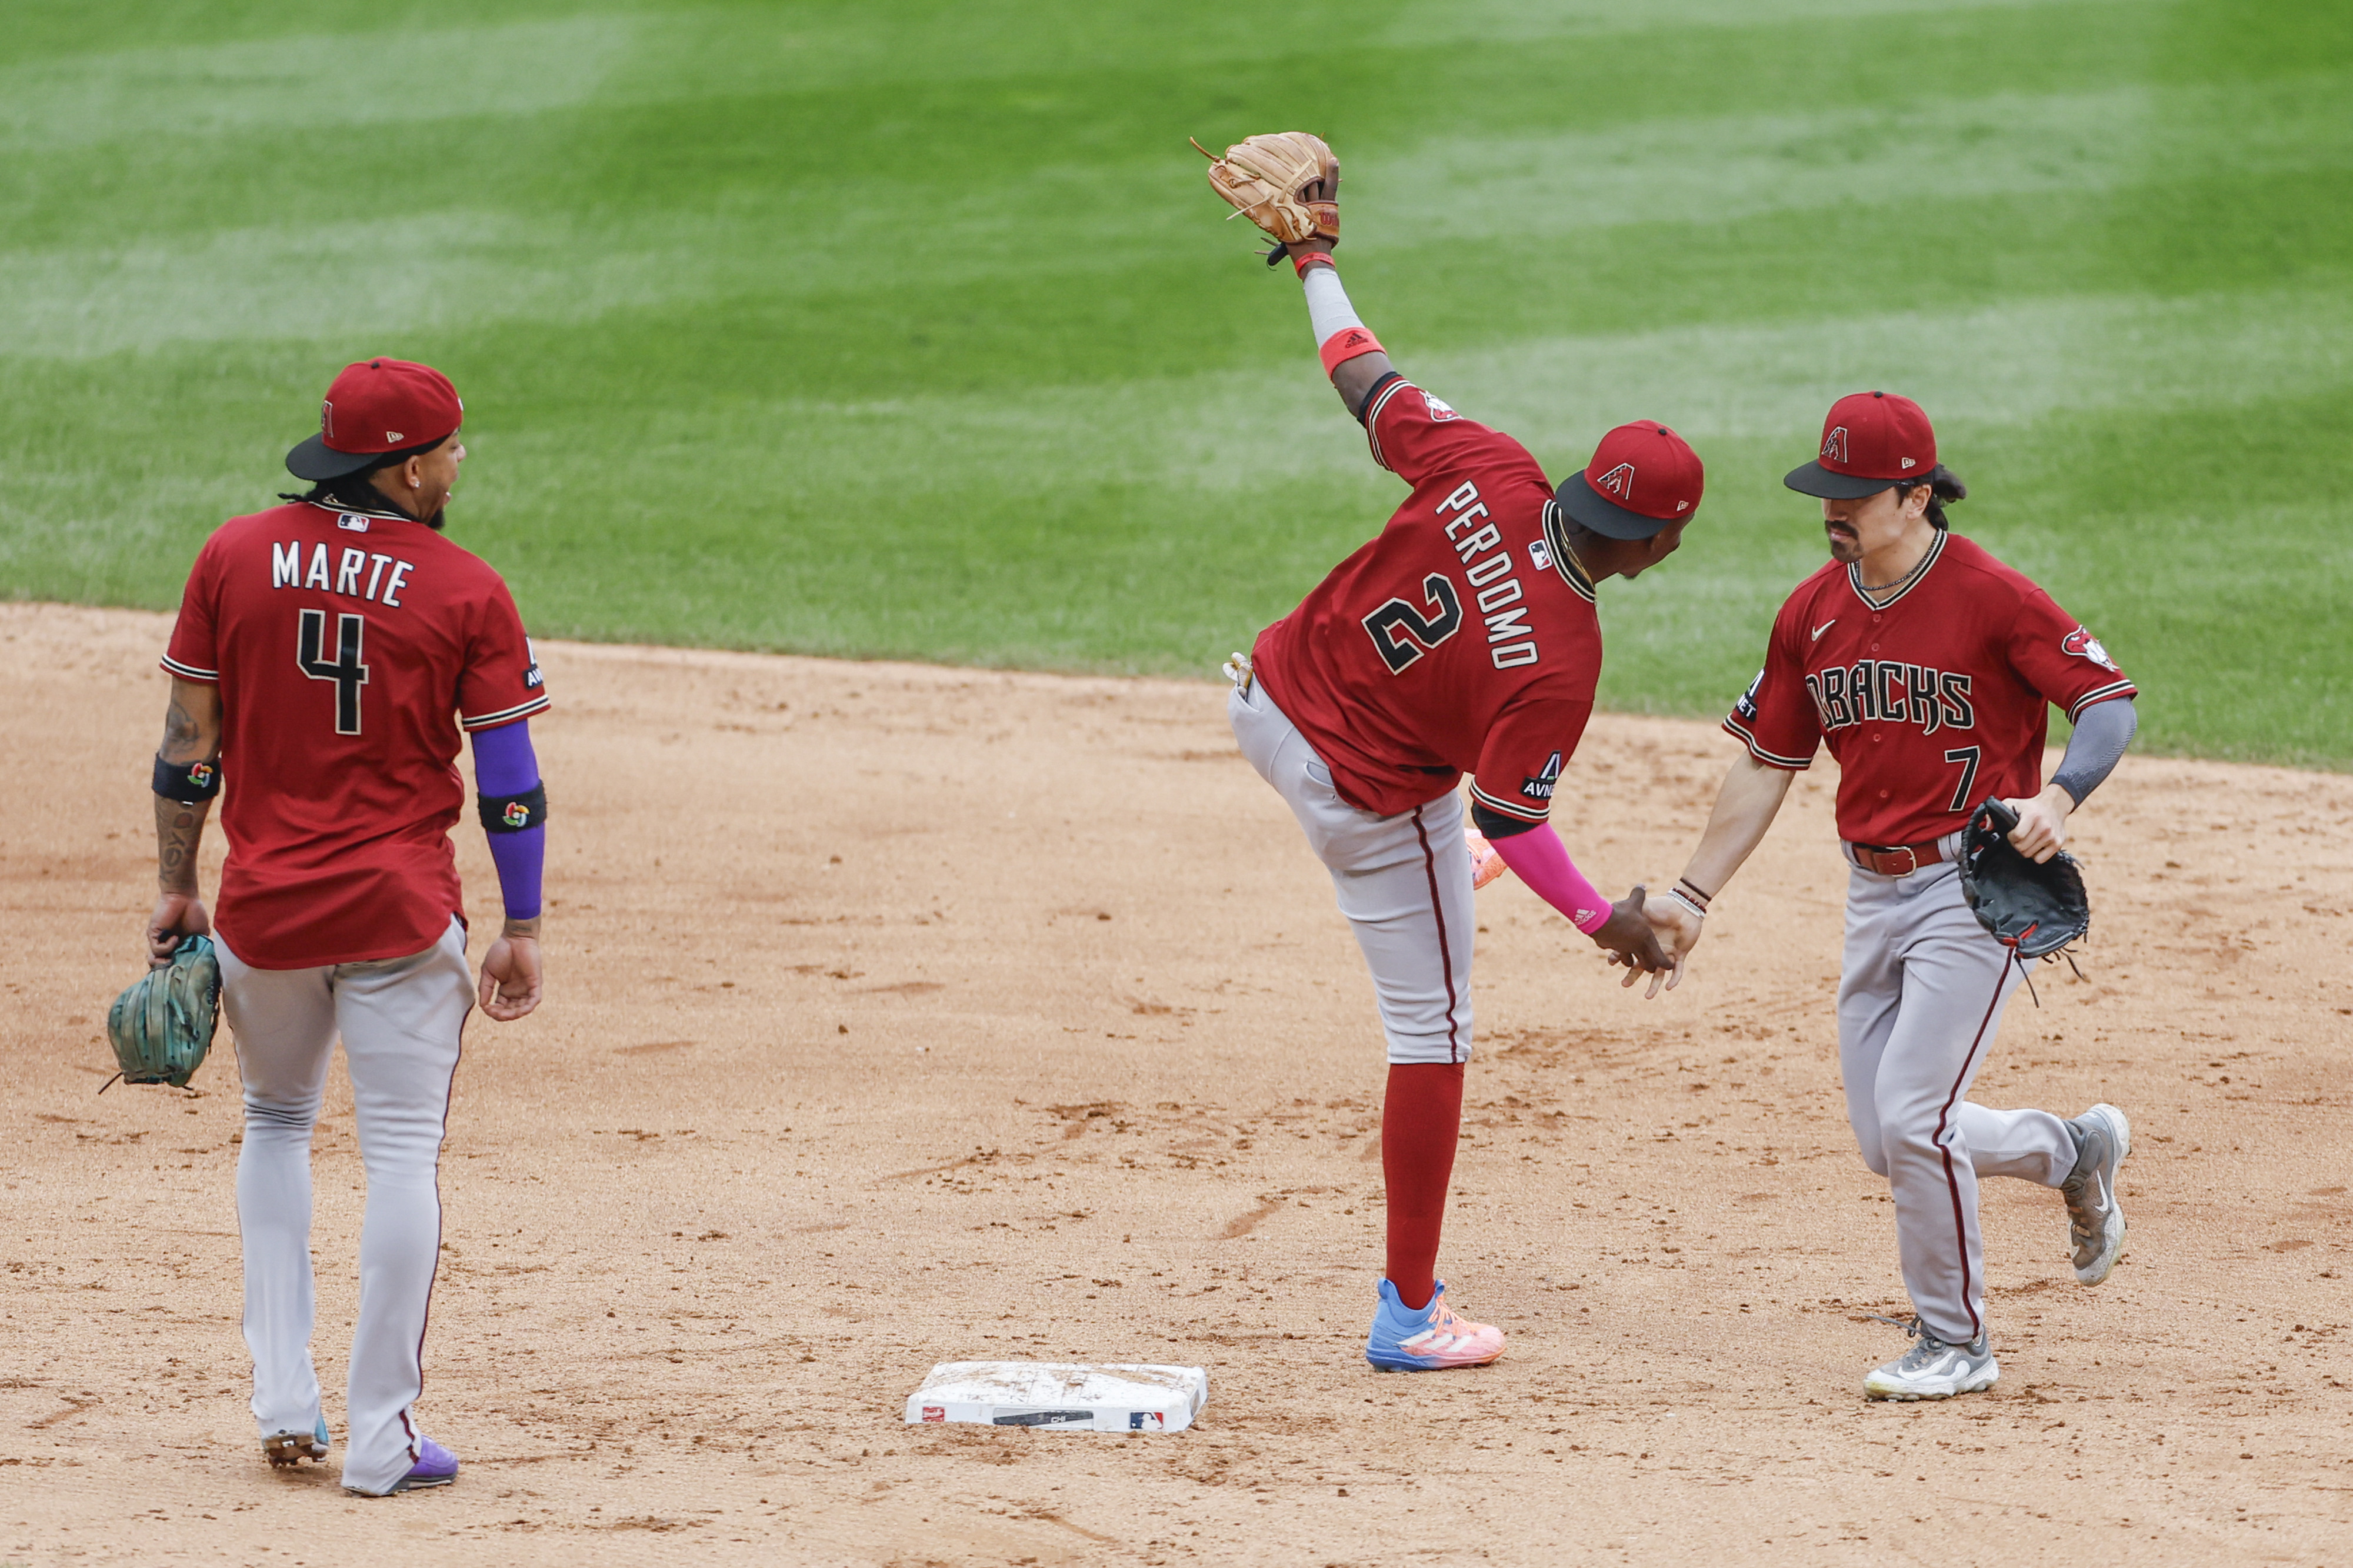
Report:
1642,895,1702,995
1593,886,1675,999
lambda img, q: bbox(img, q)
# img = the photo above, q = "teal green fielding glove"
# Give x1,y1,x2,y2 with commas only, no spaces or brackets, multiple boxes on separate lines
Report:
105,936,221,1090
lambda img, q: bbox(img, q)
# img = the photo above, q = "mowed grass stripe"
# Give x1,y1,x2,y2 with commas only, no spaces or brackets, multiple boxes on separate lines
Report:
11,69,2348,361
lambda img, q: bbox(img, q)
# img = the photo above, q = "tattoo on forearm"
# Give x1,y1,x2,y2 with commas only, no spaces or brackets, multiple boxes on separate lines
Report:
155,794,210,893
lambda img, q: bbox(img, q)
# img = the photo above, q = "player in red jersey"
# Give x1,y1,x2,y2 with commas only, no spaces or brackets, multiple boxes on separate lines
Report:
1223,206,1691,1372
1649,392,2139,1400
145,358,549,1493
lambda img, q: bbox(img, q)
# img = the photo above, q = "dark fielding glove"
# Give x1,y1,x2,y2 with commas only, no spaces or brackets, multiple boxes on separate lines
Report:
1959,799,2090,959
105,935,221,1090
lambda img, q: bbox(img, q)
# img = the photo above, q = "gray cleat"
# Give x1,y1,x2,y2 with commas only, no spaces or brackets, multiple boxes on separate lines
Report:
2063,1103,2130,1285
1863,1319,1998,1402
264,1417,331,1467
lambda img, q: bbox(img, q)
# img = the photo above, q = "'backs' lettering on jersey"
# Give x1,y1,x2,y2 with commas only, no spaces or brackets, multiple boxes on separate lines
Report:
1724,530,2135,846
164,501,549,968
1252,379,1602,824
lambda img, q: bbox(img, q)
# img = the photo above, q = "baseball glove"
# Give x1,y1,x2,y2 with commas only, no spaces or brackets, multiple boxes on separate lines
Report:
1959,799,2089,960
1194,132,1340,248
105,936,221,1090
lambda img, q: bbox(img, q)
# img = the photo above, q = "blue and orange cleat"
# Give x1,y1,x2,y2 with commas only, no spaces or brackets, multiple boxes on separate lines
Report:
1365,1278,1506,1371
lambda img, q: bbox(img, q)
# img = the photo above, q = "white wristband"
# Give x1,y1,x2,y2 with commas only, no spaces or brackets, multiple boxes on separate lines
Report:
1302,264,1365,348
1665,888,1709,921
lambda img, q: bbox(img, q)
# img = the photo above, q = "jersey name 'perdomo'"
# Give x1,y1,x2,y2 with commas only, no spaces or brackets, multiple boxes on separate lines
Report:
1724,530,2136,847
163,501,550,969
1252,379,1602,824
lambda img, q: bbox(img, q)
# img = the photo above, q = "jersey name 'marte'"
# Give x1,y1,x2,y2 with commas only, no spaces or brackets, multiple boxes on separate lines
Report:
270,540,418,608
1804,659,1975,736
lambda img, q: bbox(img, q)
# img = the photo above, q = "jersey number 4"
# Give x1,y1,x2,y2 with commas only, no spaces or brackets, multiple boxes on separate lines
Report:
297,609,371,735
1362,573,1464,674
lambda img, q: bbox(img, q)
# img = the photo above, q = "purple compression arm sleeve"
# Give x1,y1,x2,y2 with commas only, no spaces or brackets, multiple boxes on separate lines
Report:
1489,822,1612,935
471,720,543,922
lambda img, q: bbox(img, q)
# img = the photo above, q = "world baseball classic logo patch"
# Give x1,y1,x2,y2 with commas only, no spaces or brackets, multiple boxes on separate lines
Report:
502,802,532,829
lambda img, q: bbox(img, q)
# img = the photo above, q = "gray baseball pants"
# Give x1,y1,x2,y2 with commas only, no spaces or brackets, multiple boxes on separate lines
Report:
1229,679,1475,1064
216,917,471,1496
1839,858,2078,1346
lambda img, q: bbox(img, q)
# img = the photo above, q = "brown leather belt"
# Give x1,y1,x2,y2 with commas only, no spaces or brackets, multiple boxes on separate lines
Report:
1846,839,1948,877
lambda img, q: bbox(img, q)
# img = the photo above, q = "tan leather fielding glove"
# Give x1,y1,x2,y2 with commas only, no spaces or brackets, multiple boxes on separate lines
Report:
1195,131,1340,246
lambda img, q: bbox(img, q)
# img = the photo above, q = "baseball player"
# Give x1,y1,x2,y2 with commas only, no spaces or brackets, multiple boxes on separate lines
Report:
145,358,549,1492
1204,134,1690,1372
1647,391,2138,1400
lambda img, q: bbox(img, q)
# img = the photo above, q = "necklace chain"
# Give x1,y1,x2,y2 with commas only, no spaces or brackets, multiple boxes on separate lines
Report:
1855,535,1938,603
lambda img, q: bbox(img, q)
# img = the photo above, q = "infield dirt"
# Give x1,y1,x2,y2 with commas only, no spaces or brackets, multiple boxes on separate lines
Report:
3,602,2348,1566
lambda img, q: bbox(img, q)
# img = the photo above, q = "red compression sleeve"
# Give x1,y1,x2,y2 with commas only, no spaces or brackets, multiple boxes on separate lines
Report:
1383,1062,1465,1312
1489,822,1612,934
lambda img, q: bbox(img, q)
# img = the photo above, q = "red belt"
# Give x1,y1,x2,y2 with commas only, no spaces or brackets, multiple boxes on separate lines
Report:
1847,839,1948,876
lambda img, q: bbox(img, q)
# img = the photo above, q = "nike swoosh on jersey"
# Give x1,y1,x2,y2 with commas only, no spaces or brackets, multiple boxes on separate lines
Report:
1811,620,1838,641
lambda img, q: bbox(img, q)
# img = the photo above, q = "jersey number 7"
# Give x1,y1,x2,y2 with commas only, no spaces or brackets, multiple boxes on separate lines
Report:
1942,745,1981,815
1362,573,1464,675
298,609,371,735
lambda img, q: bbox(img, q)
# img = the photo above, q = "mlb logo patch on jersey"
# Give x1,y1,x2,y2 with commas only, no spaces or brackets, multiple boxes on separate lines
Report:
1422,392,1459,422
336,513,370,532
1529,538,1551,572
2061,627,2118,671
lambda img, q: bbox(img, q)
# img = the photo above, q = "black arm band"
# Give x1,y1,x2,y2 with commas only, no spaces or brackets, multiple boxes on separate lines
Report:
1470,801,1543,840
478,783,548,833
153,754,221,803
1352,368,1404,426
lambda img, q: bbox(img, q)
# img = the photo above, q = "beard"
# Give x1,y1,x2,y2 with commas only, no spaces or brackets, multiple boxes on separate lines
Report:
1825,525,1862,563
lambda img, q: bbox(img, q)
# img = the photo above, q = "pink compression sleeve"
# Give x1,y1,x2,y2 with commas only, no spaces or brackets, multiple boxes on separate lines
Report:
1489,823,1612,935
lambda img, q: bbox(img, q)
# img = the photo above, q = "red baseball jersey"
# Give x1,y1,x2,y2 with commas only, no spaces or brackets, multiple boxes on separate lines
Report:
164,501,549,968
1252,377,1602,826
1724,530,2135,846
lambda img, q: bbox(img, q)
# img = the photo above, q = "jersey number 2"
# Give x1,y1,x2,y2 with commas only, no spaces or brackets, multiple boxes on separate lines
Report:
1362,573,1464,674
298,609,371,735
1942,745,1981,814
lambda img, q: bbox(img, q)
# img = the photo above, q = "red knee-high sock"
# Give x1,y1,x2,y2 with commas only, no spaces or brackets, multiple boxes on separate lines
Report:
1382,1062,1465,1312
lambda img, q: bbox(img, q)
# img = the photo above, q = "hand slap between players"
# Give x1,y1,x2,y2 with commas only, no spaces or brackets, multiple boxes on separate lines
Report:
1594,887,1678,999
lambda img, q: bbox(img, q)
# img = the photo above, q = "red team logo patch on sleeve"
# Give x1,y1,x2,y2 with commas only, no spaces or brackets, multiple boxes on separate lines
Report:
2061,627,2118,671
1422,392,1458,422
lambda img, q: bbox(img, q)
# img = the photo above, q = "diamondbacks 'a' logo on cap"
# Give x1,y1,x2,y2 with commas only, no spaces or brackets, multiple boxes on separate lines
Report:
1823,426,1848,463
1598,462,1635,500
321,399,336,438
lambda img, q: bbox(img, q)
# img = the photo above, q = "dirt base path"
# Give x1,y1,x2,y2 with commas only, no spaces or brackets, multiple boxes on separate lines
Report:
4,602,2349,1566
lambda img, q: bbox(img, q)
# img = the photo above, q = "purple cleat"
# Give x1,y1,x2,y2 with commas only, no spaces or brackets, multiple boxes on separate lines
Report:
347,1436,458,1496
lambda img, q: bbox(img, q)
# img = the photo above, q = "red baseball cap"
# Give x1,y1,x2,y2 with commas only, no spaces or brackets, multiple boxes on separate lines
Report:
1784,391,1935,498
1553,422,1705,540
286,358,464,481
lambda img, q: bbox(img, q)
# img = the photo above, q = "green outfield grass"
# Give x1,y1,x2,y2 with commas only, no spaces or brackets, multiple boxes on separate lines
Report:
2,1,2347,766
